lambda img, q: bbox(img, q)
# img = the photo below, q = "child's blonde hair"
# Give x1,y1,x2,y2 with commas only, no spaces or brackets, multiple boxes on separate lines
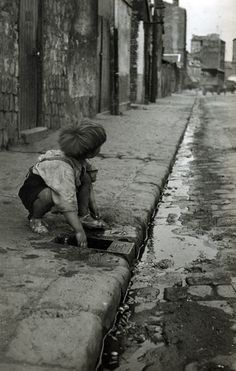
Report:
58,119,106,158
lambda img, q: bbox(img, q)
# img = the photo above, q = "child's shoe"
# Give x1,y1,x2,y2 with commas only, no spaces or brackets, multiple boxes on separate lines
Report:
29,218,49,234
80,214,107,229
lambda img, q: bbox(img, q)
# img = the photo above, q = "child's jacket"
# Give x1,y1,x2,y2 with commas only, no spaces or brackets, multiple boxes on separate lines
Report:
32,149,87,213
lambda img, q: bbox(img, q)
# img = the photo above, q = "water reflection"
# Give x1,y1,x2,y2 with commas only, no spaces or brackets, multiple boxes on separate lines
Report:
141,98,235,271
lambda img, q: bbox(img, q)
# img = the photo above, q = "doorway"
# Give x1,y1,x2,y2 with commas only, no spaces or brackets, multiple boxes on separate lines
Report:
19,0,42,130
97,16,111,113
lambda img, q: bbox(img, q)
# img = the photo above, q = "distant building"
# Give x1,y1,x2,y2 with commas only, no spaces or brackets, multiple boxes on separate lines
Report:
191,33,225,70
162,0,187,90
190,33,225,92
224,38,236,80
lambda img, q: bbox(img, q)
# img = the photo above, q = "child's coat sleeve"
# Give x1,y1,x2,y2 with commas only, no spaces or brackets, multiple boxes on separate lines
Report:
33,161,79,213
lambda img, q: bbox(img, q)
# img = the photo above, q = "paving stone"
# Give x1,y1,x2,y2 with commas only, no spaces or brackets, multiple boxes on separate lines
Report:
7,312,103,370
163,287,188,302
186,272,231,286
217,285,236,298
188,285,213,298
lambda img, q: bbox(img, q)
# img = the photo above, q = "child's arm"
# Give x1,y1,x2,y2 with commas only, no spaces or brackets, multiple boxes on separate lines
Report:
63,211,87,247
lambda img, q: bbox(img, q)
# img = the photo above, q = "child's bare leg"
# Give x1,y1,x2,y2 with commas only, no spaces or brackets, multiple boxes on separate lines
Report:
30,188,53,234
32,188,54,218
76,173,92,217
89,187,99,219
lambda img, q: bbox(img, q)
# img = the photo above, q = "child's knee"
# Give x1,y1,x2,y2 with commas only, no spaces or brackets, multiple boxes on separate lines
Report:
38,187,53,206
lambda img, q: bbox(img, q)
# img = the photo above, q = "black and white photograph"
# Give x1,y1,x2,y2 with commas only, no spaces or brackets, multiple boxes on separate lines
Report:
0,0,236,370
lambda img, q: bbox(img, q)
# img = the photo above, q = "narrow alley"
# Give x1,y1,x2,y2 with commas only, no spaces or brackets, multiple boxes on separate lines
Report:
105,93,236,371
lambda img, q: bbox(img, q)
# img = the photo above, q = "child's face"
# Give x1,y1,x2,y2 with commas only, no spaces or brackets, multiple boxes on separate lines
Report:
87,146,101,158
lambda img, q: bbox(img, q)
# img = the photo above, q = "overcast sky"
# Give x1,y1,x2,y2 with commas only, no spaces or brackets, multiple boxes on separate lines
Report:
165,0,236,60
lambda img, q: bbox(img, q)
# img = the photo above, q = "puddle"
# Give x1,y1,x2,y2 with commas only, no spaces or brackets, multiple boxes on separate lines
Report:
141,223,218,269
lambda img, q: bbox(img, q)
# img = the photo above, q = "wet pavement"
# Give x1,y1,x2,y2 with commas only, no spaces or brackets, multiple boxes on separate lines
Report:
0,92,197,371
107,93,236,371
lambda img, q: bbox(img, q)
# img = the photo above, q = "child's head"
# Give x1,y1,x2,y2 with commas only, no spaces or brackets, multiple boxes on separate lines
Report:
59,119,107,159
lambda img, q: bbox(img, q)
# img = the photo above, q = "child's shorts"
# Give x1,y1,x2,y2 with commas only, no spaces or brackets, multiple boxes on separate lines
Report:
18,171,47,214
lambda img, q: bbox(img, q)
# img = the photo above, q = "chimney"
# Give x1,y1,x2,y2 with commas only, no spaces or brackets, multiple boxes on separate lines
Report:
173,0,179,6
233,38,236,63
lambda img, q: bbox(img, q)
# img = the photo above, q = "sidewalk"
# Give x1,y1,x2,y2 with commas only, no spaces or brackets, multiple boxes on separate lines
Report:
0,92,196,371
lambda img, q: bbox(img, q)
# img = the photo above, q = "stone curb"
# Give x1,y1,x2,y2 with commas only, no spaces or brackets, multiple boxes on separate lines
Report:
0,93,197,371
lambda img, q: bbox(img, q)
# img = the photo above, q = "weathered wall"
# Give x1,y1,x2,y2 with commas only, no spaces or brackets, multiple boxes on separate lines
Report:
136,22,145,103
130,9,139,103
117,0,132,108
0,0,19,147
43,0,98,129
0,0,98,148
161,62,179,96
130,11,145,104
163,2,187,69
98,0,113,19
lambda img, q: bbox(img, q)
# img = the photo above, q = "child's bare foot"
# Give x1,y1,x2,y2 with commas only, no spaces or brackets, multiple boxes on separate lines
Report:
80,214,107,229
29,218,49,234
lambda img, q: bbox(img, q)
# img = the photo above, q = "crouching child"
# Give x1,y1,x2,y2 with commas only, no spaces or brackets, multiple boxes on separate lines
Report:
18,120,107,248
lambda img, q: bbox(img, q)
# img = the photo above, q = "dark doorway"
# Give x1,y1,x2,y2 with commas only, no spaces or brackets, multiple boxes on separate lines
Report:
97,16,111,113
19,0,42,130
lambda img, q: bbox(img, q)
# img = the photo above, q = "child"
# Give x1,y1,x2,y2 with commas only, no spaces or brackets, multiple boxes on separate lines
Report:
18,119,107,248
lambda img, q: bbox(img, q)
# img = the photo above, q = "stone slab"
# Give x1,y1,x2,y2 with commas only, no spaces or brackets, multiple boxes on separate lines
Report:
107,240,136,265
188,285,213,298
217,285,236,298
186,272,232,286
7,312,102,370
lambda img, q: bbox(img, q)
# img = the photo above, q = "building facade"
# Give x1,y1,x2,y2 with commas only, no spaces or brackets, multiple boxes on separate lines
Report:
162,0,187,91
191,33,225,91
224,38,236,80
0,0,133,148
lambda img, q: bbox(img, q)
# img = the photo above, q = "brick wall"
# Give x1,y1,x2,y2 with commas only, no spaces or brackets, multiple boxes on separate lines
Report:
0,0,98,148
0,0,19,148
43,0,98,129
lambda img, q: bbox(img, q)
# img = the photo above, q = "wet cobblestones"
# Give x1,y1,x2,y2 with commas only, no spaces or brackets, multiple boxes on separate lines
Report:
115,94,236,370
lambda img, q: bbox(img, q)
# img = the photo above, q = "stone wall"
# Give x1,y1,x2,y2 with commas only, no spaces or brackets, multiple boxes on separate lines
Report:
0,0,19,148
43,0,98,129
117,0,132,109
0,0,98,148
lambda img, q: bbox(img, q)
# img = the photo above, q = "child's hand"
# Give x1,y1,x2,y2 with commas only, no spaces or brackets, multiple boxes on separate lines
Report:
75,230,87,248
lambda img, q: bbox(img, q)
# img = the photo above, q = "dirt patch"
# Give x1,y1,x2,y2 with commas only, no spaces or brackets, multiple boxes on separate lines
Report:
140,301,235,370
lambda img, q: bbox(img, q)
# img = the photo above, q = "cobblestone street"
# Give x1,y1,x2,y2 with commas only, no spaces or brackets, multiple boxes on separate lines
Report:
115,93,236,371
